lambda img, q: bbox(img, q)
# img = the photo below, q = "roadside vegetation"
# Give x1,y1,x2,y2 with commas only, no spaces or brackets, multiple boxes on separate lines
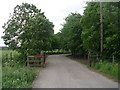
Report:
90,60,119,80
3,60,39,88
2,49,39,88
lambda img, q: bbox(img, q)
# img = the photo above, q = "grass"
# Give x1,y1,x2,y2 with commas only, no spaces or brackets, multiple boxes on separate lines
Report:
1,49,19,62
90,60,119,80
2,61,39,88
1,49,40,88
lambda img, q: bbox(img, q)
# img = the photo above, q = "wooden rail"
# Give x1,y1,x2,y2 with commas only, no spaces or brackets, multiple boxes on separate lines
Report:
26,53,46,67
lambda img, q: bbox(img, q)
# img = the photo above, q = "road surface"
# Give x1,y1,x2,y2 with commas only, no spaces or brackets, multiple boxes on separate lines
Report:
32,54,118,88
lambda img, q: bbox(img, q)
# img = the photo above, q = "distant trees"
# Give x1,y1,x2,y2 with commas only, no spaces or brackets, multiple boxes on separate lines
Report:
2,3,54,58
51,32,62,50
2,2,120,60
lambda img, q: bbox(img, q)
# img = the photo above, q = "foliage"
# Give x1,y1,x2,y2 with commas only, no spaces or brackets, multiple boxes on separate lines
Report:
55,2,120,60
1,49,39,88
90,60,119,79
45,49,71,54
102,2,120,58
60,13,84,56
81,2,120,58
81,2,101,54
1,49,19,62
2,60,39,88
2,3,54,61
50,33,62,50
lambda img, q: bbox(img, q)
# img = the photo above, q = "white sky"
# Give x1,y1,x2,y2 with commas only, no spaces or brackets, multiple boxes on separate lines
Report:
0,0,87,46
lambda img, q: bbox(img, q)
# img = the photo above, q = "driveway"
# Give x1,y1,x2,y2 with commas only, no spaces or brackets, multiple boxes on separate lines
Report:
32,54,118,88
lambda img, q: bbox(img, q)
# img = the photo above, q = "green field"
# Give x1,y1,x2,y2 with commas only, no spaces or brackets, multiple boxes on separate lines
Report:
1,49,19,58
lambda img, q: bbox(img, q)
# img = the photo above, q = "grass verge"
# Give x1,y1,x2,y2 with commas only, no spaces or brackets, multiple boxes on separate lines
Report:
90,60,119,81
2,60,40,88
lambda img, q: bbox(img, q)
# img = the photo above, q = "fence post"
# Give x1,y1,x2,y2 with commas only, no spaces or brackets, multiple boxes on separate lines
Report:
97,54,98,60
43,53,46,67
88,52,90,60
112,55,115,64
40,51,44,67
88,52,91,66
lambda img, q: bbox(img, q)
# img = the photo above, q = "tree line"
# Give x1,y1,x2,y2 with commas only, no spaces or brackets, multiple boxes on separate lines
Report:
53,2,120,60
2,2,120,62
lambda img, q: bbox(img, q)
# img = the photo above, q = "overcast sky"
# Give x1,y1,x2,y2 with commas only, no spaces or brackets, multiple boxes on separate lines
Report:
0,0,87,46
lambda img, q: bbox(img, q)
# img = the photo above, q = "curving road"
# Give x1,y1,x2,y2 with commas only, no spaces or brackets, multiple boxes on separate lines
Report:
32,54,118,88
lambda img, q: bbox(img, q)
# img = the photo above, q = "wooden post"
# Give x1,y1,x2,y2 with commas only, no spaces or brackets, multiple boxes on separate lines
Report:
42,53,46,68
112,55,115,64
88,52,91,66
97,54,98,60
26,56,29,66
43,53,45,63
40,51,43,67
88,52,90,60
100,0,103,54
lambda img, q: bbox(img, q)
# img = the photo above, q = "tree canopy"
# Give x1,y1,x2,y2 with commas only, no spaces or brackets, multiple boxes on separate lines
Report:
2,2,120,61
60,13,84,56
55,2,120,59
2,3,54,57
81,2,120,58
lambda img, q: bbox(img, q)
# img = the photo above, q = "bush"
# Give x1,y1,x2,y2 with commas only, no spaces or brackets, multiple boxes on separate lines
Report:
94,62,101,69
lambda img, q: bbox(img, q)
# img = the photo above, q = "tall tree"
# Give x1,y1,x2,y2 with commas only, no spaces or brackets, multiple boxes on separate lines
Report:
102,2,120,58
81,2,100,55
81,2,120,59
2,3,54,59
